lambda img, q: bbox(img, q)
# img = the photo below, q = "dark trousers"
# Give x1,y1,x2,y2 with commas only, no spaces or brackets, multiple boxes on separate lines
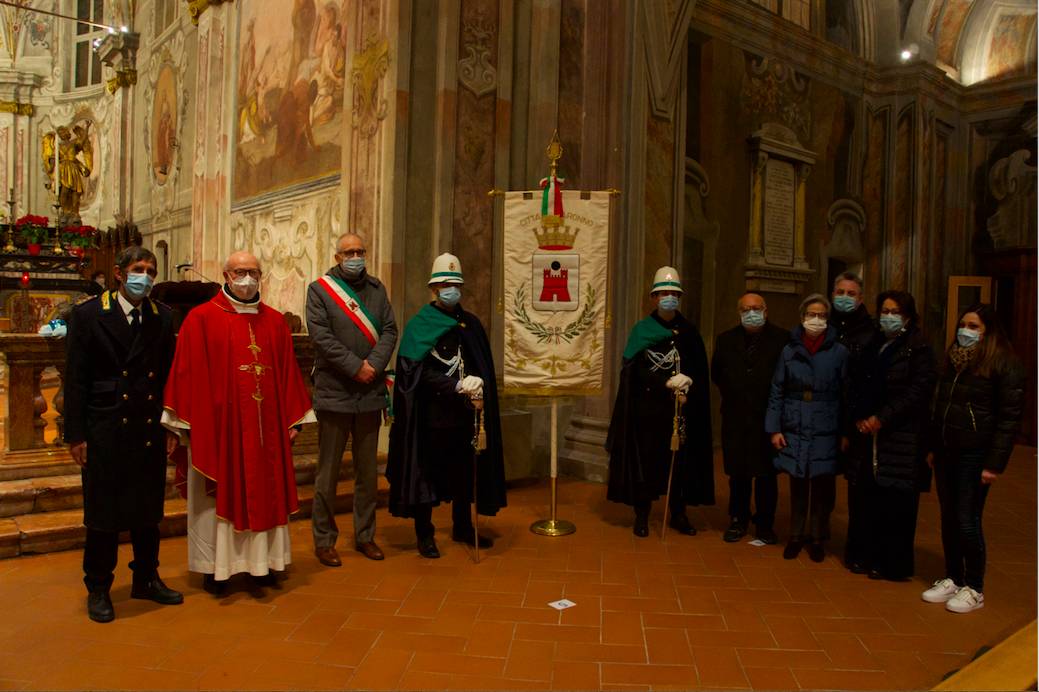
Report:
846,475,920,578
787,474,836,542
83,525,160,593
312,410,382,548
935,449,990,591
727,474,778,530
414,426,476,540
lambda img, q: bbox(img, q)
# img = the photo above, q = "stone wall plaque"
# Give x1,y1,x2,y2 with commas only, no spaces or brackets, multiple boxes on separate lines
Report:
744,123,816,293
763,158,795,266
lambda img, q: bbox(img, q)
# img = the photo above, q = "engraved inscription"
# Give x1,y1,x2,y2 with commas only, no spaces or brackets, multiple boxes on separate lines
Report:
763,158,795,267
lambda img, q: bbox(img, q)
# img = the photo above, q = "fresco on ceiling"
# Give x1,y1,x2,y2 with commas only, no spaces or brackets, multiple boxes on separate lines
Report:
936,0,975,66
986,12,1037,80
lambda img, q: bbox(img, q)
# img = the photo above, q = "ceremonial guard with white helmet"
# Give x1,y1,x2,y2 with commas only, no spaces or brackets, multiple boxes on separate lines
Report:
386,254,507,558
606,267,714,537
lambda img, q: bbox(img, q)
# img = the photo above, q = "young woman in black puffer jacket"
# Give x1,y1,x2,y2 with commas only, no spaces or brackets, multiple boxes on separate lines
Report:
844,291,936,582
921,303,1025,614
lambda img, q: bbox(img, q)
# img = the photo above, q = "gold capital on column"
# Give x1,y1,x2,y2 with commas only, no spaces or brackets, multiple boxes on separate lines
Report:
187,0,234,26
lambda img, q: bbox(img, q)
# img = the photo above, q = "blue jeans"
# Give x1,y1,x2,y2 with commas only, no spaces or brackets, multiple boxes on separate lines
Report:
934,449,990,591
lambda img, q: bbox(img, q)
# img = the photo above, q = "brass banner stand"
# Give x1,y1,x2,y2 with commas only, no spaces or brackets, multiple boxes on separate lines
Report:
530,399,576,536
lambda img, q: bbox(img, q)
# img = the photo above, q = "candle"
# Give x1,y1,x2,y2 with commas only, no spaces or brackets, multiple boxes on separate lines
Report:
53,129,58,201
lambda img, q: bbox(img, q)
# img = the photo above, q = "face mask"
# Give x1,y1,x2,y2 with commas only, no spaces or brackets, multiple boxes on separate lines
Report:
957,328,981,348
803,317,827,337
833,295,858,313
741,309,765,328
229,275,259,301
124,272,153,300
341,257,365,278
658,295,680,312
438,286,461,307
879,314,904,336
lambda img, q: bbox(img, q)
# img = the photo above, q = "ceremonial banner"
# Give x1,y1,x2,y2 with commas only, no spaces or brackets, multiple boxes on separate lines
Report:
503,190,611,395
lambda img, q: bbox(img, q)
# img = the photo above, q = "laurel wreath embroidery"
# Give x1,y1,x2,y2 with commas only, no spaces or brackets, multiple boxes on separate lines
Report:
512,283,598,344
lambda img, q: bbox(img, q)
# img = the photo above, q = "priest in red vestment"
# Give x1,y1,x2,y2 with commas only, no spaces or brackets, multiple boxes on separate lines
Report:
163,251,314,594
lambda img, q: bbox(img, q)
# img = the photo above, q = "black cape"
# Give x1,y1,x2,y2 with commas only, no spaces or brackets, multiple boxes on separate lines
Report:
606,310,714,506
386,304,507,518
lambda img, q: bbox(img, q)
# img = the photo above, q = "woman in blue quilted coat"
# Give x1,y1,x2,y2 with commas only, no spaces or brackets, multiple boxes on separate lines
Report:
766,294,849,563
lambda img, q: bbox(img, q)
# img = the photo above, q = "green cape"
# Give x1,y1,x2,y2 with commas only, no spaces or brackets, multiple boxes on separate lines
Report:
621,316,674,360
398,303,459,361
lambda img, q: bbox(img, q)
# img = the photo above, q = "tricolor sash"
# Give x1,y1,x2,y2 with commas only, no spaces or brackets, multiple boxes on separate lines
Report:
317,275,382,346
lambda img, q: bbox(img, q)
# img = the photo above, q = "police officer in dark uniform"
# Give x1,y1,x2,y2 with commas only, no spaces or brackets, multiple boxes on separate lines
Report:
64,246,183,623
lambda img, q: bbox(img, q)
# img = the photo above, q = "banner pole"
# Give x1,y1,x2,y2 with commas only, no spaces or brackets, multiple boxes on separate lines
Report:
530,398,576,536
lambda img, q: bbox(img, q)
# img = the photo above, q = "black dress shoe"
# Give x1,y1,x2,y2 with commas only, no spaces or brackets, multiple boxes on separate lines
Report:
131,575,184,605
807,542,825,563
87,591,114,623
782,540,803,560
418,536,441,559
723,519,747,543
668,513,697,536
452,527,492,548
203,574,229,596
632,514,649,538
847,562,869,575
755,528,779,545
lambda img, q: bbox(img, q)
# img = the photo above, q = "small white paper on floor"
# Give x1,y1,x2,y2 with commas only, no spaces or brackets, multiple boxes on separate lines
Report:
548,599,576,610
748,539,767,547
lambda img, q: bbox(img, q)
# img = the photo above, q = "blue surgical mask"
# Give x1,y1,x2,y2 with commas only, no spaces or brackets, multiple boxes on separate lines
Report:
124,272,153,299
957,328,981,348
658,295,680,312
741,309,765,328
438,286,461,307
342,257,365,278
879,314,904,336
833,295,857,313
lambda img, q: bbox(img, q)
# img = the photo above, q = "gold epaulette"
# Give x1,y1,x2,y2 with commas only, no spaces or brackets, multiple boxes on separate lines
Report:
74,294,98,306
100,291,114,311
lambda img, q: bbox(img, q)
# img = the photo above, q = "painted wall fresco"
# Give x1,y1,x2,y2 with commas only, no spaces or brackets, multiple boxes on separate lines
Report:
151,64,178,185
986,12,1037,80
936,0,974,66
452,0,500,326
891,107,913,290
861,107,888,298
233,0,347,202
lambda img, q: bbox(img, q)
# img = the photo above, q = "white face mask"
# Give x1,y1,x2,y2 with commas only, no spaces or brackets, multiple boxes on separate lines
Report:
803,317,827,337
229,274,259,301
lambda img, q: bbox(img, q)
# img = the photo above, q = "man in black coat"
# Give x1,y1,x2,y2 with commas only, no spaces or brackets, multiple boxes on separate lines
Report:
711,292,788,544
64,246,183,623
607,266,713,537
830,271,879,570
386,253,506,558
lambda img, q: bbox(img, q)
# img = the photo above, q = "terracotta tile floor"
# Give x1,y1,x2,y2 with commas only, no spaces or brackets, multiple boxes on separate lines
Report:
0,447,1035,691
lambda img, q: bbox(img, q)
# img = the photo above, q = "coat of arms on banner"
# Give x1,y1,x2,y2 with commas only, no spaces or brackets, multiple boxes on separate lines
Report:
531,223,579,312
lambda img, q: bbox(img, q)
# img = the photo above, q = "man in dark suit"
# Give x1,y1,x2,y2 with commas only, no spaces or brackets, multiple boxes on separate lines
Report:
711,292,789,544
64,246,183,623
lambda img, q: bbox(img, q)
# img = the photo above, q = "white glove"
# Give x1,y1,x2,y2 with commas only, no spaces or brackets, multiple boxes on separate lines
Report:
457,375,484,397
666,373,692,394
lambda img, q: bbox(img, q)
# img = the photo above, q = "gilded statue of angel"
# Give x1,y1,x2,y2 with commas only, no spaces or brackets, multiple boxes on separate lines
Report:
42,122,93,219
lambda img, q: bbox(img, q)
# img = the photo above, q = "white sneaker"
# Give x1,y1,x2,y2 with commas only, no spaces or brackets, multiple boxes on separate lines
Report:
921,578,960,603
945,586,985,613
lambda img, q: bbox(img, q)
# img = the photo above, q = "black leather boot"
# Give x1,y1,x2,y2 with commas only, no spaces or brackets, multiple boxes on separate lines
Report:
131,574,184,605
87,591,115,623
633,504,650,538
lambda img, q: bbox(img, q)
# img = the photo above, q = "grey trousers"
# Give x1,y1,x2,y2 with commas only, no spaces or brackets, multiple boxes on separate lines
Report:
312,409,382,548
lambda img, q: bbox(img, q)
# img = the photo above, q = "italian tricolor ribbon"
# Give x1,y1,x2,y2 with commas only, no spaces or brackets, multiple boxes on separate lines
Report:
317,275,382,347
539,173,566,218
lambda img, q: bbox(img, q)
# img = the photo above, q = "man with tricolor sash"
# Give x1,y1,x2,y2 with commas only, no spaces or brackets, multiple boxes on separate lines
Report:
606,266,714,537
307,233,398,565
386,253,506,558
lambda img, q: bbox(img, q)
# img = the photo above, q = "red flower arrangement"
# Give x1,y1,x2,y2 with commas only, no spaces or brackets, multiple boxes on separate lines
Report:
15,214,49,247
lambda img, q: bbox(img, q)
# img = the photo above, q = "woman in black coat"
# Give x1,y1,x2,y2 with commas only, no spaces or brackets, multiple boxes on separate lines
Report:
844,291,936,581
921,304,1025,614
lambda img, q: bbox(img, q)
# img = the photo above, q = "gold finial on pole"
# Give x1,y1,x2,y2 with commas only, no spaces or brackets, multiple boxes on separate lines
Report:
546,129,563,178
